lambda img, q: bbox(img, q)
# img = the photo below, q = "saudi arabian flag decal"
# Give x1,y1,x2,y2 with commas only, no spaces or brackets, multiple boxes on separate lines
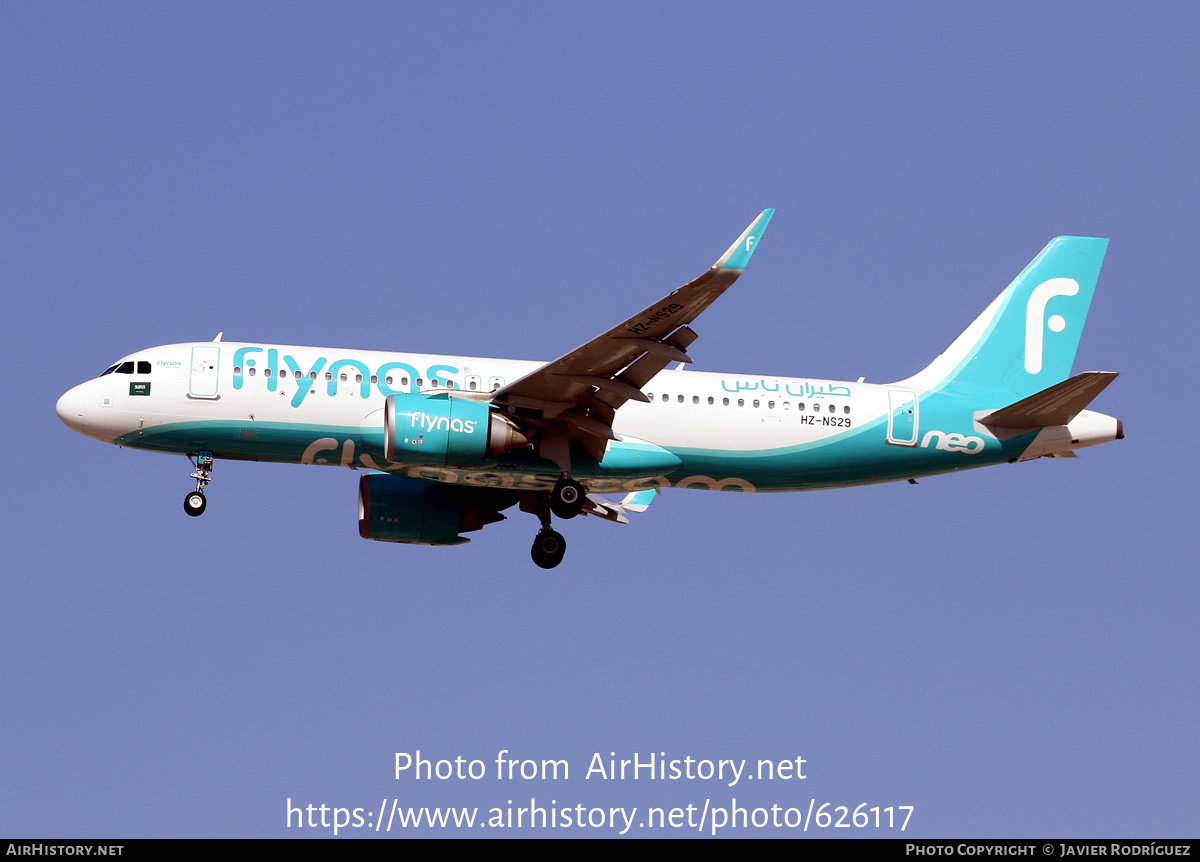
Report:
130,382,151,396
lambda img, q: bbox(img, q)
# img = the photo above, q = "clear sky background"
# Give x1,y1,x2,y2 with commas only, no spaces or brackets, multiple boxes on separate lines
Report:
2,2,1197,838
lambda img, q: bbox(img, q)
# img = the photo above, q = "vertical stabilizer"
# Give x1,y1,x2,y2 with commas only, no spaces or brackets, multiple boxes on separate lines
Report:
898,237,1109,399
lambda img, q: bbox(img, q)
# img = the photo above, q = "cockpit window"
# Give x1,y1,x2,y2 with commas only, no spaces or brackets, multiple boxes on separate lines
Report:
115,362,134,374
100,363,120,376
137,361,151,374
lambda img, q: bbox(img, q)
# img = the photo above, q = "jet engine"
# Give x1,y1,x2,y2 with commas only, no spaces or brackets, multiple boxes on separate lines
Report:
357,472,517,545
382,393,529,467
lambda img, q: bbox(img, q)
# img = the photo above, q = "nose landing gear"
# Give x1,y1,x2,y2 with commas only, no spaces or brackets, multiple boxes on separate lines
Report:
184,490,207,516
184,452,213,517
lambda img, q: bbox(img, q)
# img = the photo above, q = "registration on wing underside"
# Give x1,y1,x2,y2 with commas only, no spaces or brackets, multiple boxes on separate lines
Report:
625,302,685,335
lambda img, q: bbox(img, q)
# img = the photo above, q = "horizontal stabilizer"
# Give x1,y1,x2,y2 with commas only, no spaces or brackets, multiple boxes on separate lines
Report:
980,371,1119,429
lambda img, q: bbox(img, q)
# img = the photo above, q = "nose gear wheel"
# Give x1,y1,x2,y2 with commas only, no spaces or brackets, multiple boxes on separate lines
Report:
184,452,214,517
184,491,207,516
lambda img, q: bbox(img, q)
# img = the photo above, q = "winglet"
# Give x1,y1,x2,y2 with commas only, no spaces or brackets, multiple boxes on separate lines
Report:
712,209,775,272
581,488,661,524
616,488,659,512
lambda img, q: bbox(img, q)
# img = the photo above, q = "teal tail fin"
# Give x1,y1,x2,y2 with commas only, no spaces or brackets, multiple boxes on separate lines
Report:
899,237,1109,399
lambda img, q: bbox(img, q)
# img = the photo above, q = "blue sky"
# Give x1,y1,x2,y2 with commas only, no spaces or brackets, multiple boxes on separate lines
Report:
2,2,1197,837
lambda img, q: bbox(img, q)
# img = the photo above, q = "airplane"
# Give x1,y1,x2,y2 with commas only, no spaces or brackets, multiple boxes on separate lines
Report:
56,210,1122,568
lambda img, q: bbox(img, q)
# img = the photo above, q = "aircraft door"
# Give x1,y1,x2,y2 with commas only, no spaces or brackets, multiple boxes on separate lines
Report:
189,346,220,398
887,389,918,446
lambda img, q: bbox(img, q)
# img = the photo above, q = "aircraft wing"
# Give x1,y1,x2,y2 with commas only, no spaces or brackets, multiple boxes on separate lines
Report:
491,209,774,462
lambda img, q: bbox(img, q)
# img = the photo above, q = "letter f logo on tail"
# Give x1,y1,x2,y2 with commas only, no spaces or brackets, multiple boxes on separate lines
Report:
1025,277,1079,374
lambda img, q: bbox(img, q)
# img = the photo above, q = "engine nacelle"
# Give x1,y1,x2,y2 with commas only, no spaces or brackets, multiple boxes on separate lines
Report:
382,393,529,466
358,473,516,545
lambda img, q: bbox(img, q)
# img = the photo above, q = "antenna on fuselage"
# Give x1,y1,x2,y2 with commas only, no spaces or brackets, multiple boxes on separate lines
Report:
212,332,223,342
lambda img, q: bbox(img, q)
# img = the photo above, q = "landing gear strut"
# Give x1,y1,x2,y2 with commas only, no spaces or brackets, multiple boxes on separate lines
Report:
184,452,213,517
520,491,569,569
549,473,585,519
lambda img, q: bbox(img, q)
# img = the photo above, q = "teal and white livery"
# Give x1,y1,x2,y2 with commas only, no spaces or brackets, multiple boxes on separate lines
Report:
56,212,1122,568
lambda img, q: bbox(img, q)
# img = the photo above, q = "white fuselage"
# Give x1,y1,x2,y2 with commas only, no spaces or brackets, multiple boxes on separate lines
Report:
56,340,1119,497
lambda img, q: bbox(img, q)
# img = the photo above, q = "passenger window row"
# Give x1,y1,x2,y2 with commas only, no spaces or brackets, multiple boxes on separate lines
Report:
645,393,852,414
229,368,498,392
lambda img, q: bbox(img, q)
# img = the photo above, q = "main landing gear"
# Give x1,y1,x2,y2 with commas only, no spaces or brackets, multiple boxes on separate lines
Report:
521,487,582,569
528,432,584,565
549,473,585,520
531,527,566,570
184,452,214,517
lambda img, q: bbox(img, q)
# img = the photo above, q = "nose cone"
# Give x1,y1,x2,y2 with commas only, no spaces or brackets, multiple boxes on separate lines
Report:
56,384,90,434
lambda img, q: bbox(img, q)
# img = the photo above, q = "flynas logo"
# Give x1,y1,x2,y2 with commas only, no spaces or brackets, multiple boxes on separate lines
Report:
231,346,505,409
1025,277,1079,374
410,412,477,435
